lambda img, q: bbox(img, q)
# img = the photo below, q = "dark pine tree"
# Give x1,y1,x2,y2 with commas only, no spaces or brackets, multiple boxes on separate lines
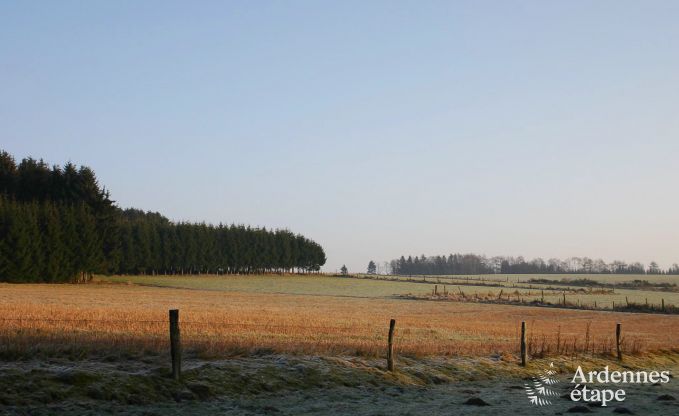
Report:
367,260,377,274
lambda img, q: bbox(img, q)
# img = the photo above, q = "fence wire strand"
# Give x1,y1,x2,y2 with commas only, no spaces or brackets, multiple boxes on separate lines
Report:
0,317,384,331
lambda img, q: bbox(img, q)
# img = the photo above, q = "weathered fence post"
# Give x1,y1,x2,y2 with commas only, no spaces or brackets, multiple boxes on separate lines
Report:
520,321,527,367
662,299,665,312
169,309,181,380
563,293,566,306
541,290,544,304
387,319,396,372
616,323,622,362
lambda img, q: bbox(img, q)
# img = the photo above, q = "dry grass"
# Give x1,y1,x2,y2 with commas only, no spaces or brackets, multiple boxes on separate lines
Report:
103,274,679,311
1,281,678,359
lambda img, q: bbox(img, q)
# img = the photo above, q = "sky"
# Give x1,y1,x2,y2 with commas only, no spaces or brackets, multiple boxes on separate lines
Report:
2,1,678,273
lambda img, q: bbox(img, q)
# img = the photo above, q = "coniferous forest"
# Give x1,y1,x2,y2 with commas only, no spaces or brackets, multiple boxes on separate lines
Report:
0,150,326,282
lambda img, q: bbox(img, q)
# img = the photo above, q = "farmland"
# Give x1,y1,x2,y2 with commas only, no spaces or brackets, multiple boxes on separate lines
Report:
358,274,679,310
2,274,679,358
102,273,679,312
2,275,679,415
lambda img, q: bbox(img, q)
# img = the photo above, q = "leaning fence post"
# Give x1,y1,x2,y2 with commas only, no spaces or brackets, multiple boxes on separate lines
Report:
169,309,181,380
520,321,527,367
616,323,622,362
387,319,396,372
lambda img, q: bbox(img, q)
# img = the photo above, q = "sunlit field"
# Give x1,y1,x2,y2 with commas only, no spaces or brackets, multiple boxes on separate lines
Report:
358,274,679,309
1,276,679,359
101,273,679,310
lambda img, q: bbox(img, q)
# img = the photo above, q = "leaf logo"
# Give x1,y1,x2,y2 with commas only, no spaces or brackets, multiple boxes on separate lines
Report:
524,362,560,406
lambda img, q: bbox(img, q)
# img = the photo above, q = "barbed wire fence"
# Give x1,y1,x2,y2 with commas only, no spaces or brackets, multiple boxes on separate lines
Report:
0,312,638,380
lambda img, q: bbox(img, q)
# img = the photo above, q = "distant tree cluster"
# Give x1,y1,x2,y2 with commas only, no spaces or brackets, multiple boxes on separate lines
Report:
0,150,326,282
116,209,325,275
391,254,492,275
390,253,679,275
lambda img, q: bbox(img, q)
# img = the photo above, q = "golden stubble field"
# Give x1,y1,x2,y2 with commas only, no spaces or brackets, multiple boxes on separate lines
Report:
1,276,678,358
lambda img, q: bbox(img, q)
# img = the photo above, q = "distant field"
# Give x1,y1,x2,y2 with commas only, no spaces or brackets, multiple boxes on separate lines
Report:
353,274,679,309
1,275,679,359
98,274,435,298
383,273,679,285
99,273,679,310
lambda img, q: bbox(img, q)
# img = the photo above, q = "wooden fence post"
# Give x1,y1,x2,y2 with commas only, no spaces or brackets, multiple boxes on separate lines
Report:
387,319,396,372
520,321,527,367
541,290,544,304
662,299,665,312
616,323,622,362
169,309,181,380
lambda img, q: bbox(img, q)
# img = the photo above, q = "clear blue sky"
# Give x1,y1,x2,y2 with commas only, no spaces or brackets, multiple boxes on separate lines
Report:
2,1,678,272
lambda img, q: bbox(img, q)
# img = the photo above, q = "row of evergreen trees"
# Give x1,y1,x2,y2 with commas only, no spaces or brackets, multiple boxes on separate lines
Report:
391,254,679,275
0,150,326,282
0,199,102,282
117,209,325,275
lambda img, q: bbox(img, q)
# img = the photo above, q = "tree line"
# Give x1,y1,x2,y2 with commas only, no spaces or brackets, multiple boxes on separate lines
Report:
390,254,679,276
116,208,325,275
0,150,325,282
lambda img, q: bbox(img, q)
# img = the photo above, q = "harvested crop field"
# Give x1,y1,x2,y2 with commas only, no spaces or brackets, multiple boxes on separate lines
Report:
1,276,679,358
2,276,679,415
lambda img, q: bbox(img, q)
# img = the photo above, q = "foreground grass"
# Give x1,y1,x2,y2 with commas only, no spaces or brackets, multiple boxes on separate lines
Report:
0,354,679,409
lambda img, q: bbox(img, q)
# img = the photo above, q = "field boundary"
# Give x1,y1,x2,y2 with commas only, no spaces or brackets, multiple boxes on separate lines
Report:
395,288,678,315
